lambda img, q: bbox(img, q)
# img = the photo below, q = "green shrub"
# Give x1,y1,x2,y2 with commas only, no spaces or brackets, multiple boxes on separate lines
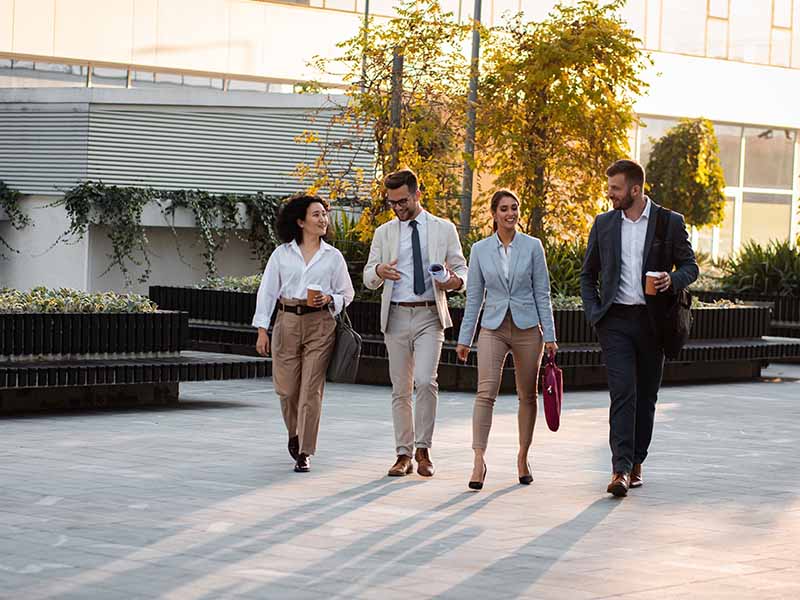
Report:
544,240,586,297
718,240,800,296
197,275,262,293
0,287,157,313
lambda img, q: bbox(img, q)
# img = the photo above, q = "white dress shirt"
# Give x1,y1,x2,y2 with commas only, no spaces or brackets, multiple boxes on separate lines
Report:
391,210,435,302
494,232,514,282
614,197,651,306
252,239,355,329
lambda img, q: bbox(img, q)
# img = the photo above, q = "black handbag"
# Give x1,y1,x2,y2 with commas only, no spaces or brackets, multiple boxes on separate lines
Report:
326,308,362,383
655,207,693,359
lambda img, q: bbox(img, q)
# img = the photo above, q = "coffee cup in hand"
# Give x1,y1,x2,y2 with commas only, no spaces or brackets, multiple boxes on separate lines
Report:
307,284,323,305
428,263,449,284
645,272,660,296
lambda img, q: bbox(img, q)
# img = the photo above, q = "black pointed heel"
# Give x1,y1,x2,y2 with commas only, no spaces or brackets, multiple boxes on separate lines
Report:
519,461,533,485
468,464,487,490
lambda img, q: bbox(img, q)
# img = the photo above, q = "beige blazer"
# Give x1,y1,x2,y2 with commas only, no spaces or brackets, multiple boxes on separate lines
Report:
364,213,468,333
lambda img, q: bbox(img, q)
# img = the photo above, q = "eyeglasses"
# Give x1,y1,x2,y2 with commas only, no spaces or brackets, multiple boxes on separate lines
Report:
386,195,414,209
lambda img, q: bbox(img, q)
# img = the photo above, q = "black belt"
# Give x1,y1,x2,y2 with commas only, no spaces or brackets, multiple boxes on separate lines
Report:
278,303,326,315
390,301,437,308
609,303,648,314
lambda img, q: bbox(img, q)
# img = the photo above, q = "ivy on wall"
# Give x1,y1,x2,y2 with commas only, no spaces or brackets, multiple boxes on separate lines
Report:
52,181,283,286
0,180,32,256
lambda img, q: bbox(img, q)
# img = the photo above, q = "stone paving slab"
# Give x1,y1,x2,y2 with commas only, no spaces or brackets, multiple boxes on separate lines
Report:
1,364,799,599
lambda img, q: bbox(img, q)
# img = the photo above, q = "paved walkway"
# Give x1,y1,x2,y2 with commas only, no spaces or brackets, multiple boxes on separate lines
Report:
2,364,799,599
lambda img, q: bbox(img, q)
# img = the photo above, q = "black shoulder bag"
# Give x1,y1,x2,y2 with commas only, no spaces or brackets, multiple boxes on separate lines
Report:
655,208,693,359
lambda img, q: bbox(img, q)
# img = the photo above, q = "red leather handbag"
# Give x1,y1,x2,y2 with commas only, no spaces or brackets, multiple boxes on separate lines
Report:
542,351,563,432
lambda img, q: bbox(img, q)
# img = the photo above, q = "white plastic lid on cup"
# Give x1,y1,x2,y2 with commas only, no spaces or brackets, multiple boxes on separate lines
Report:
427,263,449,283
645,271,661,278
307,284,323,292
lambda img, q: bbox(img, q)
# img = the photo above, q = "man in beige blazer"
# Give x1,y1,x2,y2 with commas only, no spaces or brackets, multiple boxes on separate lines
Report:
364,168,468,477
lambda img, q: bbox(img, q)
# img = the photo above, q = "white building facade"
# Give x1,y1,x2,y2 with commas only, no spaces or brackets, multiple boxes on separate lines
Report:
1,0,799,291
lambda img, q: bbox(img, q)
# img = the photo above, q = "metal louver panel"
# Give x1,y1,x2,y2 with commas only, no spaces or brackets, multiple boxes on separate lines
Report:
87,106,374,195
0,109,89,194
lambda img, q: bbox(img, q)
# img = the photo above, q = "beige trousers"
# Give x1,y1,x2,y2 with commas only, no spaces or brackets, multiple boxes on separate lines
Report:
384,304,445,457
473,313,545,450
271,299,337,456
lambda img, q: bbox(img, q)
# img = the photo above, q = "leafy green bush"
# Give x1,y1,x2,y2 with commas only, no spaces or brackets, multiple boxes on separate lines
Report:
544,240,586,297
0,287,157,313
718,240,800,296
197,275,262,293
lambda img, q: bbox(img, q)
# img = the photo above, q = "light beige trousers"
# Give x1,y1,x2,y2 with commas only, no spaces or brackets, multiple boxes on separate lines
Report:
384,305,445,457
271,299,337,456
473,313,545,450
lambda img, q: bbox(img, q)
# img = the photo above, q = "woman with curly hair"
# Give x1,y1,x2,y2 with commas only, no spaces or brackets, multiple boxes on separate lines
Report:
252,194,354,473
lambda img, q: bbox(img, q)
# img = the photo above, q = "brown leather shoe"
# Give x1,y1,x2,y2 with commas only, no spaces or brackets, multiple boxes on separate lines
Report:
387,455,413,477
415,448,435,477
630,464,643,488
607,472,630,497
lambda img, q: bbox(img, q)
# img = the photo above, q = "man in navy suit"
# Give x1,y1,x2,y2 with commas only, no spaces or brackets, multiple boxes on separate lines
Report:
581,159,698,497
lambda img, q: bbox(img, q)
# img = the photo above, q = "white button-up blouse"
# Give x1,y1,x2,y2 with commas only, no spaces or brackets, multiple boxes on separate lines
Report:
251,239,355,329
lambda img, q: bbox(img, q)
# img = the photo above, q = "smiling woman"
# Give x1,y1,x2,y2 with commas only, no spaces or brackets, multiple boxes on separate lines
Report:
252,193,355,474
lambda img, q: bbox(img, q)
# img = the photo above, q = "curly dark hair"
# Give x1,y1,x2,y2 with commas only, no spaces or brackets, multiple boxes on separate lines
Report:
275,194,330,245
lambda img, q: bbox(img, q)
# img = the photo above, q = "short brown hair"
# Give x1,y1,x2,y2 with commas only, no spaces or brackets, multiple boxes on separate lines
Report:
606,159,645,188
384,168,419,194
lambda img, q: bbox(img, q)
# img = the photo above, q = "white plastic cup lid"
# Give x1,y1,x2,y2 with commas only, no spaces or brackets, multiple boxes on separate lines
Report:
645,271,660,277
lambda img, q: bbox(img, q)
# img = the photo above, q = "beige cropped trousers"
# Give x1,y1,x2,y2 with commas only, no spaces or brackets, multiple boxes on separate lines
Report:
473,313,545,451
271,299,337,456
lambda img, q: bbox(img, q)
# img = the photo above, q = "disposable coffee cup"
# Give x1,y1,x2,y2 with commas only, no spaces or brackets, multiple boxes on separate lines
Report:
428,263,449,284
645,271,660,296
307,284,323,305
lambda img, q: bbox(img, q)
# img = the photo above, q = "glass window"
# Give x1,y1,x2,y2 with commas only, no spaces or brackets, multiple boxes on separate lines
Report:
741,192,793,246
708,0,728,18
772,0,792,28
714,124,742,187
729,0,771,63
770,28,791,66
718,197,736,257
91,66,128,88
0,59,11,68
155,72,183,86
743,127,795,189
617,0,645,42
639,117,679,167
706,18,728,58
0,61,86,88
659,0,706,55
695,225,714,256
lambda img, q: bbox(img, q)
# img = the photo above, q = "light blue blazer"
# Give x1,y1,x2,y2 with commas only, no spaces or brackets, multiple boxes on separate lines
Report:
457,232,557,347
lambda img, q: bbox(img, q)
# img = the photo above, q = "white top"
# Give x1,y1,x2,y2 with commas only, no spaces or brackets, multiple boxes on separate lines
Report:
614,197,651,306
391,210,435,302
494,232,515,282
251,239,355,329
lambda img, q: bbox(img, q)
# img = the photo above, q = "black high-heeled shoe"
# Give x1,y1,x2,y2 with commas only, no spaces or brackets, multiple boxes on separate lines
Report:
468,463,487,490
518,461,533,485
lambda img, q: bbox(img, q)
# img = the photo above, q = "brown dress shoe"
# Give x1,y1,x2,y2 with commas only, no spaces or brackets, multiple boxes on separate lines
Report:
387,455,413,477
607,472,630,497
415,448,435,477
630,464,643,488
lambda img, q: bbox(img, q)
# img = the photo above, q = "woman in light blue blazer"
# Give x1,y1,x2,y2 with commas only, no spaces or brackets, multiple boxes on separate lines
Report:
456,190,558,490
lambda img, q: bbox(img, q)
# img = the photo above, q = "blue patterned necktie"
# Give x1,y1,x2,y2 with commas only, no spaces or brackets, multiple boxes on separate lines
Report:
409,219,425,296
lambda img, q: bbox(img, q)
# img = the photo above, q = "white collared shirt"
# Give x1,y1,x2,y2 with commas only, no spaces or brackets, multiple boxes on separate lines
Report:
494,232,515,282
614,197,651,306
252,239,354,329
391,210,435,302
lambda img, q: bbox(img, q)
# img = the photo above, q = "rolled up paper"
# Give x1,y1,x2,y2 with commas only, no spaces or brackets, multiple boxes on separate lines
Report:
427,263,450,283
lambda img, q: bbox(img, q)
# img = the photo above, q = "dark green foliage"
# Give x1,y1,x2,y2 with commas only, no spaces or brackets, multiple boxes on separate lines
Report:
543,239,587,297
0,180,32,256
719,240,800,296
54,182,284,286
645,118,726,228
